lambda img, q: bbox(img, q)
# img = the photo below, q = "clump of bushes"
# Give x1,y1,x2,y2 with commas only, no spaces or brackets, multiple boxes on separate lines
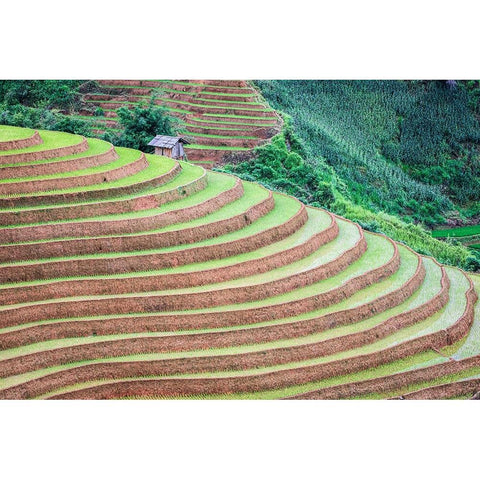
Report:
100,101,178,152
254,80,480,224
218,120,337,209
0,103,93,136
218,118,479,272
0,80,85,111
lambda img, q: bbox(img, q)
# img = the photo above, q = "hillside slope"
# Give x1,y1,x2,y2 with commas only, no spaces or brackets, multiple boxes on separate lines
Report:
0,124,480,400
255,80,480,226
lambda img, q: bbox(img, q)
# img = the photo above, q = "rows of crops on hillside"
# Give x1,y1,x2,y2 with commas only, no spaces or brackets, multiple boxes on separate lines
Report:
254,80,480,225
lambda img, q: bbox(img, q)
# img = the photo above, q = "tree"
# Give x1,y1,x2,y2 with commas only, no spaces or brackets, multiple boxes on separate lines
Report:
114,101,178,152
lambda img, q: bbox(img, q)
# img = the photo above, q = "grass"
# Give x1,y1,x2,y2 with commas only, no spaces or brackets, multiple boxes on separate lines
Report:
1,170,231,230
352,367,480,399
160,81,251,90
1,179,268,247
10,241,417,340
0,232,405,372
157,98,274,112
181,123,264,132
70,114,119,124
0,187,292,266
0,129,84,156
0,157,193,215
1,123,478,400
0,138,112,168
0,125,36,142
0,206,331,290
198,91,254,98
187,118,276,127
153,90,261,105
0,257,449,393
179,132,258,140
0,214,354,315
0,144,139,185
0,152,176,199
432,225,480,238
203,113,277,121
156,88,253,98
0,238,473,399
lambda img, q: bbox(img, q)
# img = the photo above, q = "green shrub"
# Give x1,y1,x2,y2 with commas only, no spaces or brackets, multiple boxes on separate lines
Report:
106,101,178,152
0,80,84,110
219,116,477,271
0,103,92,136
254,80,480,223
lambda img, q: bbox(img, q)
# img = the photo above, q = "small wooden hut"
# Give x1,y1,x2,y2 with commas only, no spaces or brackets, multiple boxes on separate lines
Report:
148,135,189,159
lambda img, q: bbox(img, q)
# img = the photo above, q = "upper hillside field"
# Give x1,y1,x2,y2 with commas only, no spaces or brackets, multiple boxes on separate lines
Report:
254,80,480,226
76,80,282,168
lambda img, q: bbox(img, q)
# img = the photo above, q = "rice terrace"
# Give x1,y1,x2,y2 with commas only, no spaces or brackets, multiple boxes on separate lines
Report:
0,80,480,400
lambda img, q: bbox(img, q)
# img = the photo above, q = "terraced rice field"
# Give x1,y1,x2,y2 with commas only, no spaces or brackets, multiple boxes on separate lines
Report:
80,80,282,168
0,125,479,400
432,225,480,239
432,224,480,251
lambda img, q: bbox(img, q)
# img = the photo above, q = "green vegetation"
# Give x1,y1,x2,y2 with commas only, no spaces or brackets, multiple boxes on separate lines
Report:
0,81,85,111
100,101,178,152
432,224,480,238
0,138,112,168
218,119,480,271
1,124,479,401
255,80,480,219
0,125,36,141
0,81,180,150
186,144,249,151
0,103,94,137
0,129,84,156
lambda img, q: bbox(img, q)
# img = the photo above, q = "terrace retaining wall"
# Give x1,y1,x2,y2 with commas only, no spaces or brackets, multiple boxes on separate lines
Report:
0,197,305,284
1,261,468,400
186,114,277,126
0,137,88,165
0,153,147,195
0,187,272,261
0,131,42,151
0,167,206,226
0,219,363,336
157,100,276,118
292,356,480,400
0,145,118,180
0,240,427,353
400,377,480,399
0,177,242,244
183,136,262,149
184,126,274,138
0,211,338,307
0,160,181,209
41,283,477,399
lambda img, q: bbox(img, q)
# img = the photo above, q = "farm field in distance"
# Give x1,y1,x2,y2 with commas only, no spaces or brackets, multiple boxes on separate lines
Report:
432,225,480,238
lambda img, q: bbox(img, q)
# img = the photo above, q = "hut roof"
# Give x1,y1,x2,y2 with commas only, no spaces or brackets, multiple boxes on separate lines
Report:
148,135,189,148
